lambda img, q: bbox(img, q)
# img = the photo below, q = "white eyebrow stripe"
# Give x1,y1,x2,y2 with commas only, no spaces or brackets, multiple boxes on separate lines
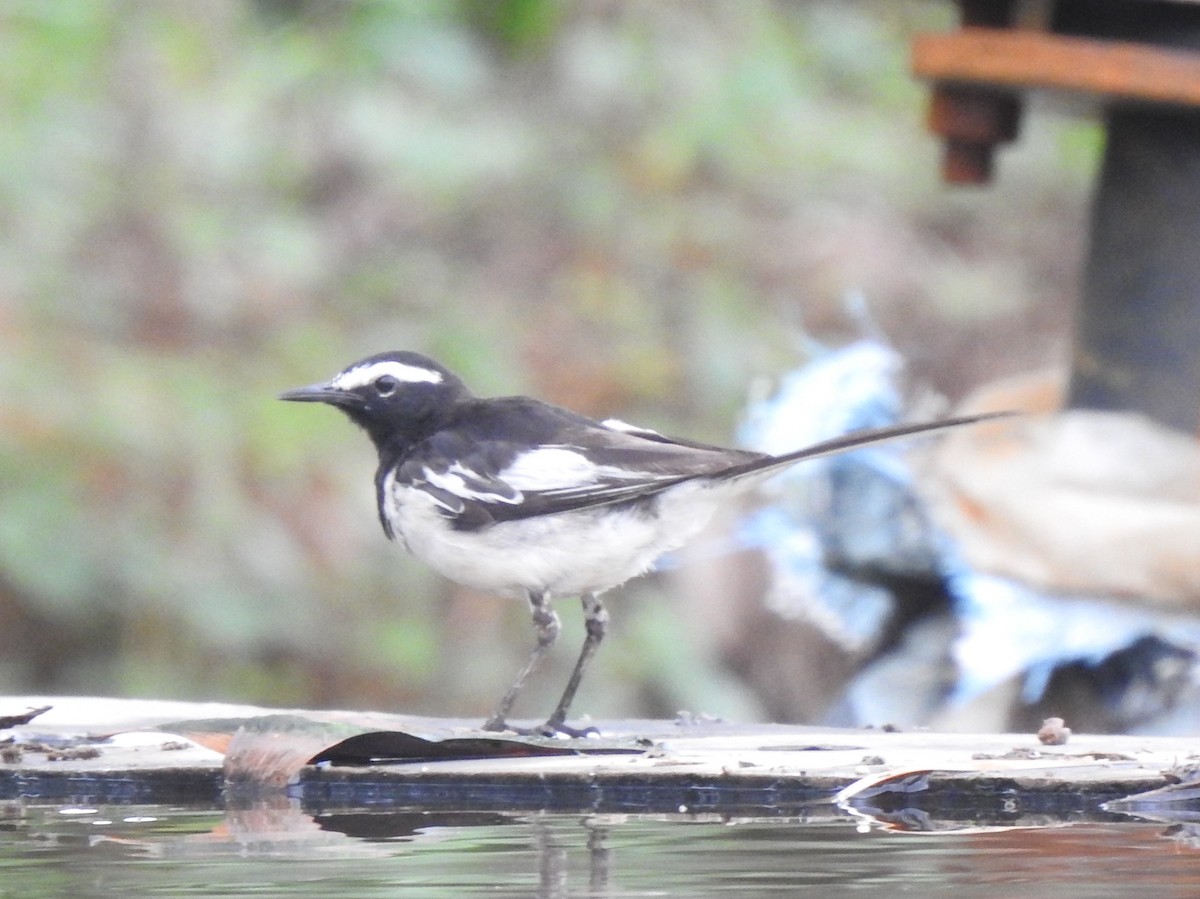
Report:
332,360,443,390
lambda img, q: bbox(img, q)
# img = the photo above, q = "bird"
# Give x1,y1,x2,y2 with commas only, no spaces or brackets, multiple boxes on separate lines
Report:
280,350,1009,737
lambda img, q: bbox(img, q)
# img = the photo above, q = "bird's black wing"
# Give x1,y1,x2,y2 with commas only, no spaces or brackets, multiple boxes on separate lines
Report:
479,410,1014,520
391,397,759,529
393,396,1014,530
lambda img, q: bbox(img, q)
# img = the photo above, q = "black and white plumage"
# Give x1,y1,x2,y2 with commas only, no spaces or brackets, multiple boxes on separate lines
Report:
281,350,1008,736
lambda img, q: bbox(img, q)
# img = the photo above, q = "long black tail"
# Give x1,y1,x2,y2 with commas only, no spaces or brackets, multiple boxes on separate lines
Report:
713,409,1016,485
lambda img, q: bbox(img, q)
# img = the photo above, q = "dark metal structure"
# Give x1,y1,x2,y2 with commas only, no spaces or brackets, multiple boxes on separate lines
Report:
914,0,1200,434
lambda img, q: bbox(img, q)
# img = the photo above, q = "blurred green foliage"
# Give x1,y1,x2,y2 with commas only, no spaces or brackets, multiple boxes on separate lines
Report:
0,0,1099,720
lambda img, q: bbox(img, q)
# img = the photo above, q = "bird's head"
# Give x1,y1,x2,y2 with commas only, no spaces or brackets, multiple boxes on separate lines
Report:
279,351,471,454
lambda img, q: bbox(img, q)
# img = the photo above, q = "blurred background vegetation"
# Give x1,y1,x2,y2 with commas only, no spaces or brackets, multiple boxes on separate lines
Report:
0,0,1100,724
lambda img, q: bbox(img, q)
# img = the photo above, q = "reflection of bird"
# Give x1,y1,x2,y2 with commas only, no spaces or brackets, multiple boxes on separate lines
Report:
281,350,1007,736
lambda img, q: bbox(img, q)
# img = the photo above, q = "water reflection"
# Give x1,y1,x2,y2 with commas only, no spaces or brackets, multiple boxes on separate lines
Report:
3,799,1200,897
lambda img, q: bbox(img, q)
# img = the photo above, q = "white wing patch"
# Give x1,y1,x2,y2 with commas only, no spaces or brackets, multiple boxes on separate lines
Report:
333,359,443,390
499,447,600,491
602,418,665,439
409,446,691,523
424,462,523,505
500,445,681,499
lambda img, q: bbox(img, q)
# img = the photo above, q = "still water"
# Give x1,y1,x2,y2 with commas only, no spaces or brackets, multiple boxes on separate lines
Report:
2,801,1198,898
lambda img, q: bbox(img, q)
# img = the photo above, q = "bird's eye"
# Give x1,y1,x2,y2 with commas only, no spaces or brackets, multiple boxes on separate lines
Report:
374,375,399,397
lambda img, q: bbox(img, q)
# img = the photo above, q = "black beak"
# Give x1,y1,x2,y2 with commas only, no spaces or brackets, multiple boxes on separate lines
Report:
278,382,358,408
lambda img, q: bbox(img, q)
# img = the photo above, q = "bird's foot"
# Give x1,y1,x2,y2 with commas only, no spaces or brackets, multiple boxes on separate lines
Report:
480,717,598,739
536,719,599,739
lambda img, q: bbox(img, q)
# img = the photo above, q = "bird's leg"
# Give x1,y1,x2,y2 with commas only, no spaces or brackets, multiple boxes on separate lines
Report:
482,590,559,732
539,592,608,737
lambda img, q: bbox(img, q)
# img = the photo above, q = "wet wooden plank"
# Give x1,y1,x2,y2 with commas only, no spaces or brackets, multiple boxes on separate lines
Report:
0,696,1192,816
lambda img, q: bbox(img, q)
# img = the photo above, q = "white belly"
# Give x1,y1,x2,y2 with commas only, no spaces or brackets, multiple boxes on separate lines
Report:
387,481,723,600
